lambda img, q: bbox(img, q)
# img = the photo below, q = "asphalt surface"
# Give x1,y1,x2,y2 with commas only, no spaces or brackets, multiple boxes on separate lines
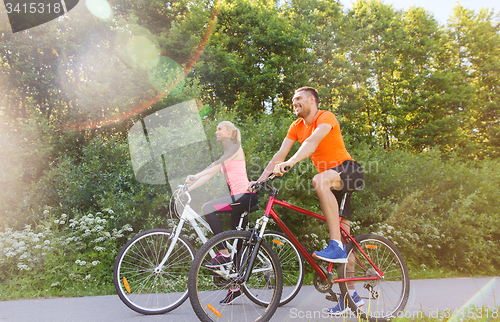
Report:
1,277,499,321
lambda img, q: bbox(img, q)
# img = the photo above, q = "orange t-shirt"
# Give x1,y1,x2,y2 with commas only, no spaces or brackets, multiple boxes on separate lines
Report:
286,110,353,173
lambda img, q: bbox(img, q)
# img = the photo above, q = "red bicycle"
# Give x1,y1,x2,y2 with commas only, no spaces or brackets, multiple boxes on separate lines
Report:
188,173,410,322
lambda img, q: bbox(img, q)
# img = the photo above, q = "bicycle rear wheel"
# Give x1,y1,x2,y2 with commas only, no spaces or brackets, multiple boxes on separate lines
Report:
114,228,195,314
338,234,410,321
188,230,282,322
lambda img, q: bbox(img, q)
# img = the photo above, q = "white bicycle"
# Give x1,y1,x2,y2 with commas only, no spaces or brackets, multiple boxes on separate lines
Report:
113,184,304,315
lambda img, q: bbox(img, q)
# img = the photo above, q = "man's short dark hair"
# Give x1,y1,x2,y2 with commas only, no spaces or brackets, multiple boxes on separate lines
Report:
295,86,319,106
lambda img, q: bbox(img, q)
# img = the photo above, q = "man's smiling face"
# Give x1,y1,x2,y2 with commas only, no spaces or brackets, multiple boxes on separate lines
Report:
292,90,314,118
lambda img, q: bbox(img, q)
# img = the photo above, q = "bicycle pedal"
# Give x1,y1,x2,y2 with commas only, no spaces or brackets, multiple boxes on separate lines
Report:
212,269,230,280
325,294,339,302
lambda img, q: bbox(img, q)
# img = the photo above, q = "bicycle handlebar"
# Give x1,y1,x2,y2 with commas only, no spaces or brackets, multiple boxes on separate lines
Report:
173,184,191,203
251,166,290,192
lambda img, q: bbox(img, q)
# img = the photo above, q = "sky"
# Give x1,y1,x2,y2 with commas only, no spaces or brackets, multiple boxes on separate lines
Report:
338,0,498,24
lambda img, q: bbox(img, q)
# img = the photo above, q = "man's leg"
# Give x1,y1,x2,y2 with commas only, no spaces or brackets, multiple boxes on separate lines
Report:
312,169,343,240
311,170,347,263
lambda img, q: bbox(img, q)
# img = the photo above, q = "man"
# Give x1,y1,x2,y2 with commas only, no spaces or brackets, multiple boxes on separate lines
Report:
250,86,365,314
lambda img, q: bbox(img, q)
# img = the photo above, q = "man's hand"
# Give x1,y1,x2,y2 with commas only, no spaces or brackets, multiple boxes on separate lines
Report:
273,161,293,176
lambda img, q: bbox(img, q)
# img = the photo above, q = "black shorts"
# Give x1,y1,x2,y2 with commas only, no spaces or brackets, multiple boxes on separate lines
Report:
328,160,364,220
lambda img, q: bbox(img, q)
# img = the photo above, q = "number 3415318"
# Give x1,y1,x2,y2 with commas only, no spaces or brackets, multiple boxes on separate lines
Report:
5,2,63,14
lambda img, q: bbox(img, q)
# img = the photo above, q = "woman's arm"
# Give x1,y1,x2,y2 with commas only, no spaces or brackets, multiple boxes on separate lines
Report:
186,141,241,190
187,173,214,192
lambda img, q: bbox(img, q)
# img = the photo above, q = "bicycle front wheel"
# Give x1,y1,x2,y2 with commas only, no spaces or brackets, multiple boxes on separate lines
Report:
255,231,303,306
113,228,195,315
338,234,410,321
188,230,282,322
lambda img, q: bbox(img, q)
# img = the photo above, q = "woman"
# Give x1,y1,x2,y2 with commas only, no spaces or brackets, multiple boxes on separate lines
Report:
185,121,257,305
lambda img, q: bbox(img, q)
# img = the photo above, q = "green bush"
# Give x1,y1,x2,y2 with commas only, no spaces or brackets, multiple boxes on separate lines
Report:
29,135,170,231
367,153,500,275
0,208,134,298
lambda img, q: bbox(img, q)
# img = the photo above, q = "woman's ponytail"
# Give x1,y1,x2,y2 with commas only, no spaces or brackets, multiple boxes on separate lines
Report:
219,121,241,143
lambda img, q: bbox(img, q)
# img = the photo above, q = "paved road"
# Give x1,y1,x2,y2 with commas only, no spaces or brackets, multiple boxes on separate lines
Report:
1,277,499,321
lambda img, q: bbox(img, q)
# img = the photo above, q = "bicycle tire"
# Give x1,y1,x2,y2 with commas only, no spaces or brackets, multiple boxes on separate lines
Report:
243,231,303,306
338,234,410,321
188,230,282,322
114,228,195,315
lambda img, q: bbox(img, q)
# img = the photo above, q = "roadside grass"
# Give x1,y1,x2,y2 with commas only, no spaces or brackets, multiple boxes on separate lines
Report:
0,280,115,300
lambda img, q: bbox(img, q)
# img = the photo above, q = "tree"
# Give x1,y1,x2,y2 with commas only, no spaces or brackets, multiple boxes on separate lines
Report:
444,6,500,159
194,0,311,116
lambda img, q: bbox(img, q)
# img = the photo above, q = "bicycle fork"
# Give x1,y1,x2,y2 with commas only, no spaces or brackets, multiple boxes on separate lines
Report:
238,215,270,283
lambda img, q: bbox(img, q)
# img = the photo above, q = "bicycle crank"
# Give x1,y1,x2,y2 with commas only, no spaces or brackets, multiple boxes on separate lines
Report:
313,273,332,293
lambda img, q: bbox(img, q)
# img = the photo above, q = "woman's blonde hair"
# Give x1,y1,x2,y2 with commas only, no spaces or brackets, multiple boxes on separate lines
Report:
219,121,241,143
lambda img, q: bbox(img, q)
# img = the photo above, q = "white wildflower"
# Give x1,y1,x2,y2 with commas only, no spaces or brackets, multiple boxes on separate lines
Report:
17,263,30,270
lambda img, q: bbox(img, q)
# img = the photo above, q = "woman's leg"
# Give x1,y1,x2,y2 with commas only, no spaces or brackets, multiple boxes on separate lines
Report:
229,193,258,230
202,198,232,253
202,193,258,252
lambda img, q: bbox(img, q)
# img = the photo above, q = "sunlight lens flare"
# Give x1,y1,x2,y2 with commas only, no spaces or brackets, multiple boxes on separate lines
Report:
148,56,186,94
85,0,113,20
115,23,161,70
446,278,498,322
63,1,220,132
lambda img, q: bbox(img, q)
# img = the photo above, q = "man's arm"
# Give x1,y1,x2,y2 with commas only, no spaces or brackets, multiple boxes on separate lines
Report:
274,123,332,174
256,138,295,182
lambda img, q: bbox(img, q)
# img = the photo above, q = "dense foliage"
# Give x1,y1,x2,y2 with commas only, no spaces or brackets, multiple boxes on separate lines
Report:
1,0,499,297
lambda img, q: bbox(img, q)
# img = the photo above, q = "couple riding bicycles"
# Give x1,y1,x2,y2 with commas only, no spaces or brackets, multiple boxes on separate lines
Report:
186,86,364,315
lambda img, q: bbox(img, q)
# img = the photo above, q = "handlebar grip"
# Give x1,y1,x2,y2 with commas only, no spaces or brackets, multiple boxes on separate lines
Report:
189,176,196,181
266,165,291,180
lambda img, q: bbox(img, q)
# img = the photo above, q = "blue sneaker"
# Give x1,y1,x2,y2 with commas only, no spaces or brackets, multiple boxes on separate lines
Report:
351,291,365,307
328,292,364,316
328,296,349,316
312,240,348,263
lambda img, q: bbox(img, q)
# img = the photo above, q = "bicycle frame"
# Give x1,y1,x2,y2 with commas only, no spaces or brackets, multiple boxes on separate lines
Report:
156,187,254,271
261,194,384,285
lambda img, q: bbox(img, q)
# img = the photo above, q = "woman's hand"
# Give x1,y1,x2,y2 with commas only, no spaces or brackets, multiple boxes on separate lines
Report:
185,175,197,184
248,181,258,192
